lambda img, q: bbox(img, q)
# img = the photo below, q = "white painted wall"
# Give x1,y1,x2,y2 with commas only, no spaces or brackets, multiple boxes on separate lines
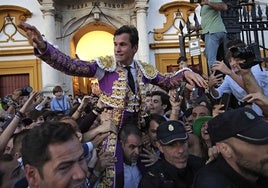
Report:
0,0,45,33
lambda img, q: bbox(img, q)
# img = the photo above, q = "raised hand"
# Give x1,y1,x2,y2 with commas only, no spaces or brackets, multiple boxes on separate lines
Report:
17,22,47,53
208,71,223,88
212,104,225,117
243,92,268,110
140,147,160,167
212,61,232,75
94,151,117,174
20,91,40,113
184,71,208,89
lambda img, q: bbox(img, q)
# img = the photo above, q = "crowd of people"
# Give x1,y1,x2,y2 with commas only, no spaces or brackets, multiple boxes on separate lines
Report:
0,10,268,187
0,83,267,188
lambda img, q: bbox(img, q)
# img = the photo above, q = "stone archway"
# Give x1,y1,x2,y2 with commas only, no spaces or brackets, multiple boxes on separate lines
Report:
70,22,115,95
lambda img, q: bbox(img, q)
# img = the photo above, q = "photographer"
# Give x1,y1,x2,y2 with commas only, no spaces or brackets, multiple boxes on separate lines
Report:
237,59,268,120
0,87,33,125
0,91,39,154
208,39,268,116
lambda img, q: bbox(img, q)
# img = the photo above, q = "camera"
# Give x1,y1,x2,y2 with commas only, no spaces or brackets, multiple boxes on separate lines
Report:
3,95,12,104
20,86,33,96
229,43,263,69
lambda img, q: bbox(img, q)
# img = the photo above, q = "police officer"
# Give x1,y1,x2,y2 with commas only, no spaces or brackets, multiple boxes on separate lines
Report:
139,120,204,188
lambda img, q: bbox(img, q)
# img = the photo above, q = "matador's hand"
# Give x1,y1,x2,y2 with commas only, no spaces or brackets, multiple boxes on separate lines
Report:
184,71,208,89
17,22,47,53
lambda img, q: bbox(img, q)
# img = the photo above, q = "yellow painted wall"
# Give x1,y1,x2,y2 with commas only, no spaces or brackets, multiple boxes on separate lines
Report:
0,59,42,91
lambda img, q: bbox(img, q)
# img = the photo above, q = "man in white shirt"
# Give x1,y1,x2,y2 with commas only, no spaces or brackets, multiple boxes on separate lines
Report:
208,40,268,116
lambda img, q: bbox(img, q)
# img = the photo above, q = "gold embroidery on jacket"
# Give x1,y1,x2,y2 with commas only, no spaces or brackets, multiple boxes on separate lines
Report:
137,60,158,79
97,56,116,71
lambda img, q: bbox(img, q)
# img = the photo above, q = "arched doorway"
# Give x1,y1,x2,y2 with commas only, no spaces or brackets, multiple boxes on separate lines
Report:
70,22,115,96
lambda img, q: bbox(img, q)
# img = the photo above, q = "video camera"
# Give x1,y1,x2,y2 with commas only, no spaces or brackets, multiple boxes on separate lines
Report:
20,86,33,96
229,43,263,69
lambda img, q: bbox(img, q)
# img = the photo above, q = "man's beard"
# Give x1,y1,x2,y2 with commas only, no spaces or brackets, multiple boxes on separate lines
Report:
235,152,268,179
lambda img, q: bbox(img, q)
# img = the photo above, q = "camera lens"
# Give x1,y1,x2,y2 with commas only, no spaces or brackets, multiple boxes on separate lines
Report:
20,86,33,96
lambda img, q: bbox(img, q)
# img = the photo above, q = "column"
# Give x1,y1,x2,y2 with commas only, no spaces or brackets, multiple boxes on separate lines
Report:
40,0,64,93
135,0,150,63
